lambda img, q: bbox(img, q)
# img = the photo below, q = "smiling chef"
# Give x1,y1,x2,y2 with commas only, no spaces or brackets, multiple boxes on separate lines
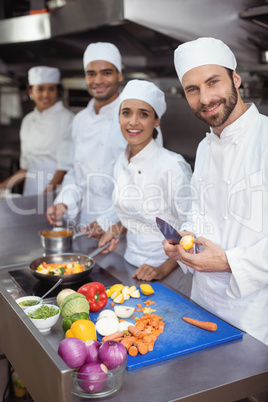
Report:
163,37,268,345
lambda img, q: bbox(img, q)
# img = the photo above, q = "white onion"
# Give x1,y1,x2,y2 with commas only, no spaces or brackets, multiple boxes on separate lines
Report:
95,317,119,336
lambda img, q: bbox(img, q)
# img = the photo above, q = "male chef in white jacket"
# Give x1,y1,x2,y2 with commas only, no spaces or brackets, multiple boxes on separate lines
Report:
163,37,268,346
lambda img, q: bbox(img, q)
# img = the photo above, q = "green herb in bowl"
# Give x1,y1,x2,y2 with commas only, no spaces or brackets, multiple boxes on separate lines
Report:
27,305,59,320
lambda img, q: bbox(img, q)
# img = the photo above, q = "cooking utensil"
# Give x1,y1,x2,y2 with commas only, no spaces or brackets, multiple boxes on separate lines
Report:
39,227,93,252
29,242,111,284
156,217,182,245
40,278,63,299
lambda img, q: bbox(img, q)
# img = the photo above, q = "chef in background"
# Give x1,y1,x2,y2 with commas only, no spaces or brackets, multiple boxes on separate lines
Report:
164,37,268,345
98,79,192,281
46,42,163,236
0,66,74,195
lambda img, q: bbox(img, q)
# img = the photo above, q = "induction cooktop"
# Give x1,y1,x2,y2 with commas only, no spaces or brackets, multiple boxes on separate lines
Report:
9,263,120,298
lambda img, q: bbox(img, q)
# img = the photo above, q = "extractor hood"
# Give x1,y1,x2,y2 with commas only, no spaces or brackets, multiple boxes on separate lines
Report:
240,4,268,30
0,0,268,90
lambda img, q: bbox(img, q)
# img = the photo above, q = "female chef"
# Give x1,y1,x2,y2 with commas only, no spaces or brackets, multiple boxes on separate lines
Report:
0,66,73,196
98,79,192,281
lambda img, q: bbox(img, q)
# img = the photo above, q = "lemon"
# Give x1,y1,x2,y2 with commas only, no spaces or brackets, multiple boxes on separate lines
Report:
109,284,124,294
130,289,140,298
180,235,194,250
111,290,122,300
140,284,155,296
106,289,112,298
113,293,124,304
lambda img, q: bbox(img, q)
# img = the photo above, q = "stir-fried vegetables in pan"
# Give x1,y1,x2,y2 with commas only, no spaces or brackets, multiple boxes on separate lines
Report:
36,261,85,275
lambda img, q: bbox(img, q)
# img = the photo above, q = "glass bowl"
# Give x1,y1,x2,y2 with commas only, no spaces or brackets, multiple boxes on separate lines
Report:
71,360,126,399
24,303,60,333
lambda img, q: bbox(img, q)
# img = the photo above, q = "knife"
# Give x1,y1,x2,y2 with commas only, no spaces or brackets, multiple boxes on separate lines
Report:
156,217,182,245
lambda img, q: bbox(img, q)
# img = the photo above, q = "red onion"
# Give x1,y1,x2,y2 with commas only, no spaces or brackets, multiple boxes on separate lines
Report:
98,340,127,370
85,340,102,363
77,363,108,393
58,337,87,369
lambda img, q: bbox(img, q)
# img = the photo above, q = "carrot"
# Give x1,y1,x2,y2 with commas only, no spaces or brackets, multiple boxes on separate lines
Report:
128,346,138,356
110,302,115,307
182,317,217,332
137,343,148,355
135,322,145,331
136,303,142,308
121,337,134,351
102,330,126,342
128,325,140,337
147,342,154,352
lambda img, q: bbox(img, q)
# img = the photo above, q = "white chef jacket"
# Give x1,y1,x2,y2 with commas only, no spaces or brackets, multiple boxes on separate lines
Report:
55,97,163,227
20,101,73,196
113,139,192,267
180,103,268,344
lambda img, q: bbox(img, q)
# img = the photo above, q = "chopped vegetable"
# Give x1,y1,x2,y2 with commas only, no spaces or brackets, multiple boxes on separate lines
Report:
182,316,217,331
27,305,59,320
77,282,108,312
36,261,85,276
114,306,135,318
57,289,76,306
95,317,119,336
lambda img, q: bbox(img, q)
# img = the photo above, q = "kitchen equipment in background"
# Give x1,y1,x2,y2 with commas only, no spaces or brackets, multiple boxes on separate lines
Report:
39,227,92,251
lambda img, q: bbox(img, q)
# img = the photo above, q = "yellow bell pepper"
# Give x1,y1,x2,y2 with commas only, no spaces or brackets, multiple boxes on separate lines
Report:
65,319,97,342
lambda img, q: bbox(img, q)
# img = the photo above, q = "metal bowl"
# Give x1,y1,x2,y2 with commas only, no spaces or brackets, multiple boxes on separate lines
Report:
39,228,73,252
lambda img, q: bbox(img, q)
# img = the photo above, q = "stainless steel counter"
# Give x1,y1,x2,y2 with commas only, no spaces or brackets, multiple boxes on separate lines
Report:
0,196,268,402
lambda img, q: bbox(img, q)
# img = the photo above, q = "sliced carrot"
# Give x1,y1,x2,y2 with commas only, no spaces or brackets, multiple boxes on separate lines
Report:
128,325,140,337
110,302,115,307
138,343,148,355
182,317,217,332
121,337,134,351
136,303,142,308
128,346,138,356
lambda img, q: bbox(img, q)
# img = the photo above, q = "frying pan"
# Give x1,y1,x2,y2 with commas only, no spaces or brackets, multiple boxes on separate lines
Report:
28,243,110,285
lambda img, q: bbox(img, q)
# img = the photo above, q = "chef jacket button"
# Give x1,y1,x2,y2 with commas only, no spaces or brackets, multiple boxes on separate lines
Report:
138,170,141,174
223,215,229,220
207,139,211,144
234,140,239,145
226,180,231,185
198,177,203,182
200,211,205,216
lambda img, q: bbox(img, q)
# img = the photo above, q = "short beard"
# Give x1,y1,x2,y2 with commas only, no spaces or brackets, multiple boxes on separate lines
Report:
192,80,238,128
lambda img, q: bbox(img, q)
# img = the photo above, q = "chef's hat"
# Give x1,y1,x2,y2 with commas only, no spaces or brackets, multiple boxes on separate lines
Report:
174,37,237,83
28,66,60,85
119,79,166,118
83,42,122,72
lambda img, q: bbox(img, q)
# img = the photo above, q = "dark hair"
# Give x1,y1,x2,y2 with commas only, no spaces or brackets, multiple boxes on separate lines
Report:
225,68,234,80
153,111,159,139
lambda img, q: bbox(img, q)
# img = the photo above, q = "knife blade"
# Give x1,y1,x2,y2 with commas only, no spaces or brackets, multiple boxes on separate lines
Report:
156,217,182,245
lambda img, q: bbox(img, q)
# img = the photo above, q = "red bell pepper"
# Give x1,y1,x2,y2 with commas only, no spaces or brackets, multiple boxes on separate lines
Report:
77,282,108,312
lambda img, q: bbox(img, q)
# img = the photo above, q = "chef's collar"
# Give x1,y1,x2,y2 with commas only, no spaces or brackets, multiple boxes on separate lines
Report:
124,139,159,165
207,103,255,143
87,96,120,116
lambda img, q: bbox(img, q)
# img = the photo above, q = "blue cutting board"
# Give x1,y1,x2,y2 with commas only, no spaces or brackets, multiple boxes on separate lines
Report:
89,283,243,370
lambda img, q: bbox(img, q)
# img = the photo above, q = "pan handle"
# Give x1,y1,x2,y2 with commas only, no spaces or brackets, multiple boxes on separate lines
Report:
72,229,93,240
88,241,112,259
